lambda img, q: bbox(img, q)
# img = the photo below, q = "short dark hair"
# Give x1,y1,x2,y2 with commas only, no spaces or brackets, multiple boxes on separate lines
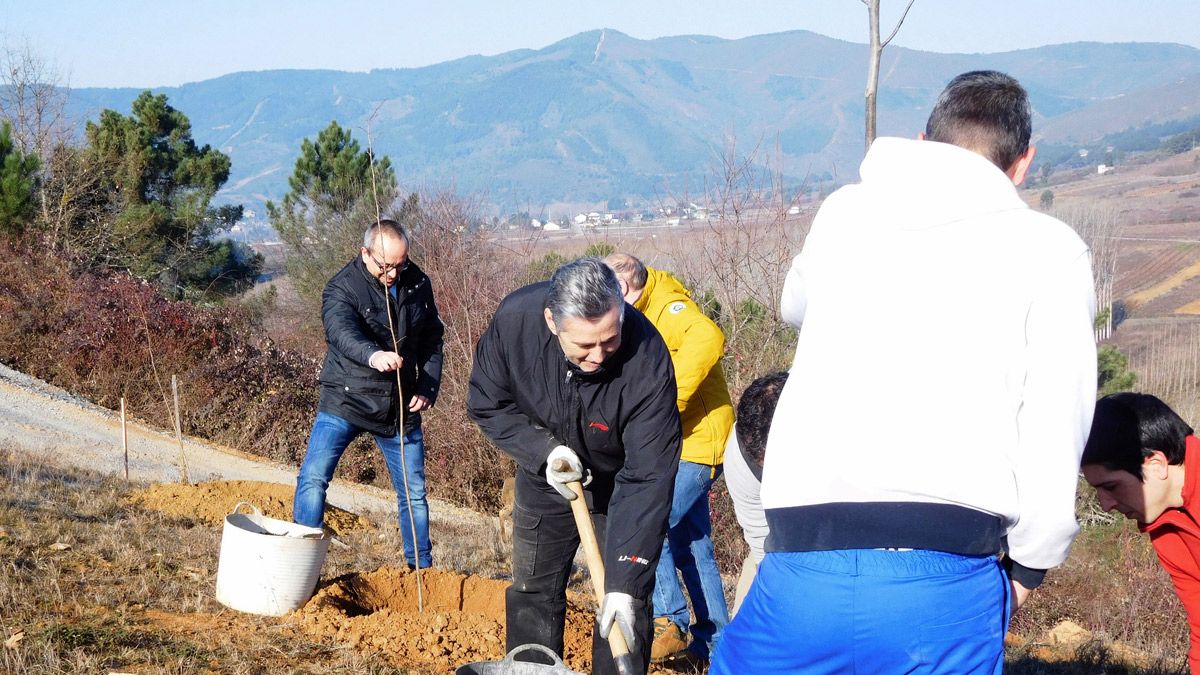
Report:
362,218,408,251
545,257,624,326
735,371,789,467
925,70,1032,172
1081,393,1193,480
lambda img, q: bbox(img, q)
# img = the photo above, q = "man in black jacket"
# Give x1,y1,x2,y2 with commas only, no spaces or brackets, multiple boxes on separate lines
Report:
294,219,444,570
468,257,682,675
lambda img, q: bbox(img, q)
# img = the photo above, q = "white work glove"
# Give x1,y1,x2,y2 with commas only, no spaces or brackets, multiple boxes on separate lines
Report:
545,445,583,500
598,591,637,650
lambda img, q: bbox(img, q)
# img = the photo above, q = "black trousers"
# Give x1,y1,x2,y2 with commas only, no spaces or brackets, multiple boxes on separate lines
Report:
507,469,653,674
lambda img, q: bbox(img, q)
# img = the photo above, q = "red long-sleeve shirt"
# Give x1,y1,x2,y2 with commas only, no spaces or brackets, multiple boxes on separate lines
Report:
1143,436,1200,673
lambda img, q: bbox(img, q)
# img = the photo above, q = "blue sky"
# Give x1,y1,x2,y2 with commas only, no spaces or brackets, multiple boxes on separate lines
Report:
3,0,1200,88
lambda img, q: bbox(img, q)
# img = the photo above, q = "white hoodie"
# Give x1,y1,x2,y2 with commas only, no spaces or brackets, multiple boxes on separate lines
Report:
762,137,1096,584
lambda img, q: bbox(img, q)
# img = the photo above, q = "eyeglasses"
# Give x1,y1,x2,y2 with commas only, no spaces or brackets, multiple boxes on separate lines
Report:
367,250,410,275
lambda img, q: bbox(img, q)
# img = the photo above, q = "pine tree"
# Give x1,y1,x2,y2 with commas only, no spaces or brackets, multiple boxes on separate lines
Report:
268,121,405,305
0,120,39,236
80,91,260,296
270,120,396,219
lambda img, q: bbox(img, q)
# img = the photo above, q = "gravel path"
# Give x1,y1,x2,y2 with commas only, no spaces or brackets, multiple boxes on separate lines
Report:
0,362,482,528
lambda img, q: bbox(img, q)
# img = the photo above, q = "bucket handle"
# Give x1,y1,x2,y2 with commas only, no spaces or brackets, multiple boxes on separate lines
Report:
502,644,567,666
230,501,263,517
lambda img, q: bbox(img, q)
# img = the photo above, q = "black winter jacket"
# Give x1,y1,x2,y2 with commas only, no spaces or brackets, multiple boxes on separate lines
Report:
317,257,444,436
467,282,682,598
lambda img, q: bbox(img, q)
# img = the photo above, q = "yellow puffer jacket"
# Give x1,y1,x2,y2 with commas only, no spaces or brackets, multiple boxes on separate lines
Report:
633,268,734,468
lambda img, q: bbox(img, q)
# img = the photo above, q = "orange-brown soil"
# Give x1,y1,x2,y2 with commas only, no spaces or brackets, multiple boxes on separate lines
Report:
128,481,607,674
124,478,1168,674
129,480,370,535
292,566,598,674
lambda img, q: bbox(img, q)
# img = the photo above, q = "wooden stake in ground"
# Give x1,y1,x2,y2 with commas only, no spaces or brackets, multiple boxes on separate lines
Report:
120,397,128,482
171,374,190,484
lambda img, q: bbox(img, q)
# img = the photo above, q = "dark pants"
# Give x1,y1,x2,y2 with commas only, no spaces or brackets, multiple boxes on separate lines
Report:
507,469,653,675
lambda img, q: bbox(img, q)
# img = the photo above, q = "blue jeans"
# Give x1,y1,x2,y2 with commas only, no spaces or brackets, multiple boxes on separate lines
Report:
652,460,730,658
294,411,432,567
711,549,1012,674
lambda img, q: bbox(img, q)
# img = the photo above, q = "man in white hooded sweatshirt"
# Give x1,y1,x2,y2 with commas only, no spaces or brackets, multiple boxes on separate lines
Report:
712,71,1097,674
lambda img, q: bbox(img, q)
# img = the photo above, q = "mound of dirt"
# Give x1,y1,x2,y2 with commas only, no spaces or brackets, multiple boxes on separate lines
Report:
1007,620,1159,669
294,566,598,673
129,480,369,535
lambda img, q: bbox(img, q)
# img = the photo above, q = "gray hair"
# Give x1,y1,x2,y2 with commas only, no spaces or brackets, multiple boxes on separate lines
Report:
362,218,409,251
545,257,625,327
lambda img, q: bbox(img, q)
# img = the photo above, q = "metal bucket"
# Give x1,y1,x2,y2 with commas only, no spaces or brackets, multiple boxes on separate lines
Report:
456,644,585,675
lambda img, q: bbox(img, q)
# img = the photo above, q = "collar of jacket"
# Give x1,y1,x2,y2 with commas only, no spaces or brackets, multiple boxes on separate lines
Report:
1141,435,1200,535
633,267,690,314
562,354,609,380
633,270,656,313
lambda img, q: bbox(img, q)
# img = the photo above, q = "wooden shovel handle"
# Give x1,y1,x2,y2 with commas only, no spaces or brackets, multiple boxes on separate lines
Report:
554,459,633,661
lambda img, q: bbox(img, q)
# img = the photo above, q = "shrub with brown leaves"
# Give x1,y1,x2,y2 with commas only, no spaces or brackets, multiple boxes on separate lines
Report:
0,240,366,477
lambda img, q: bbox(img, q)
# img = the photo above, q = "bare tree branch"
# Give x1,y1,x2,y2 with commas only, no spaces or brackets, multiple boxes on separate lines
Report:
862,0,917,147
882,0,917,47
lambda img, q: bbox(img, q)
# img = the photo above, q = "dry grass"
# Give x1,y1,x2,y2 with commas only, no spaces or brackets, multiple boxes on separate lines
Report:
3,444,1191,674
1007,480,1189,673
0,445,517,674
1006,641,1187,675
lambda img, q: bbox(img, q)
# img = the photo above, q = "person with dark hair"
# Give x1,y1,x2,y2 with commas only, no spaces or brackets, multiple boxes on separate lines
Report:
723,371,788,613
713,70,1097,673
924,69,1034,172
467,257,682,675
604,252,733,663
1081,392,1200,672
294,218,444,570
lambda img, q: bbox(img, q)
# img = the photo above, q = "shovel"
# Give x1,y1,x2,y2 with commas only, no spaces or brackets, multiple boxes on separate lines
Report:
553,459,639,675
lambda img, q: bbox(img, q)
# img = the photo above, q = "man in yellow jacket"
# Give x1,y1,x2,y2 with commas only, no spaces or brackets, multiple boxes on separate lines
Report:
605,253,734,663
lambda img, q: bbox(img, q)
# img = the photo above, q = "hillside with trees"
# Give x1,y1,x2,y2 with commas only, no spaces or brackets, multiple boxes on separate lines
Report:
60,31,1200,215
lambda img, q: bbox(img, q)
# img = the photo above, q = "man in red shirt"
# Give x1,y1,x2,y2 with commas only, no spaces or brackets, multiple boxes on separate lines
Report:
1082,392,1200,672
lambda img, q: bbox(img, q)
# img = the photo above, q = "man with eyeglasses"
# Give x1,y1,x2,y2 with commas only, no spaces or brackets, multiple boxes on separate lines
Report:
294,218,444,570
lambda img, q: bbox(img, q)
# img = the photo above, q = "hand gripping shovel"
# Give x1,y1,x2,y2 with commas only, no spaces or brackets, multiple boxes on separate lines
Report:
552,458,638,675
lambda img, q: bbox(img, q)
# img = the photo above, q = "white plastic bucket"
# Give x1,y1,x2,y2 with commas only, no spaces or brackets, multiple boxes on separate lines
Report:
215,501,331,616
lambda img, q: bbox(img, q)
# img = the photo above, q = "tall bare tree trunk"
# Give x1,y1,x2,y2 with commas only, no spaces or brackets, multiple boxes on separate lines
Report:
862,0,916,150
864,1,882,151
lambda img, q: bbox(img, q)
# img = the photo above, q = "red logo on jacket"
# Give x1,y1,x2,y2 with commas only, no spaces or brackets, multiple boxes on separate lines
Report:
589,421,610,432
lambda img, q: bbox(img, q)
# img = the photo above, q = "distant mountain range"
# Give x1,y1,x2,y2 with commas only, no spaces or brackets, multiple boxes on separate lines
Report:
64,29,1200,216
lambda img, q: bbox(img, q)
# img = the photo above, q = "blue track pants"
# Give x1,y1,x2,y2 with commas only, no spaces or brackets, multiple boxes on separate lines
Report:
711,549,1012,674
